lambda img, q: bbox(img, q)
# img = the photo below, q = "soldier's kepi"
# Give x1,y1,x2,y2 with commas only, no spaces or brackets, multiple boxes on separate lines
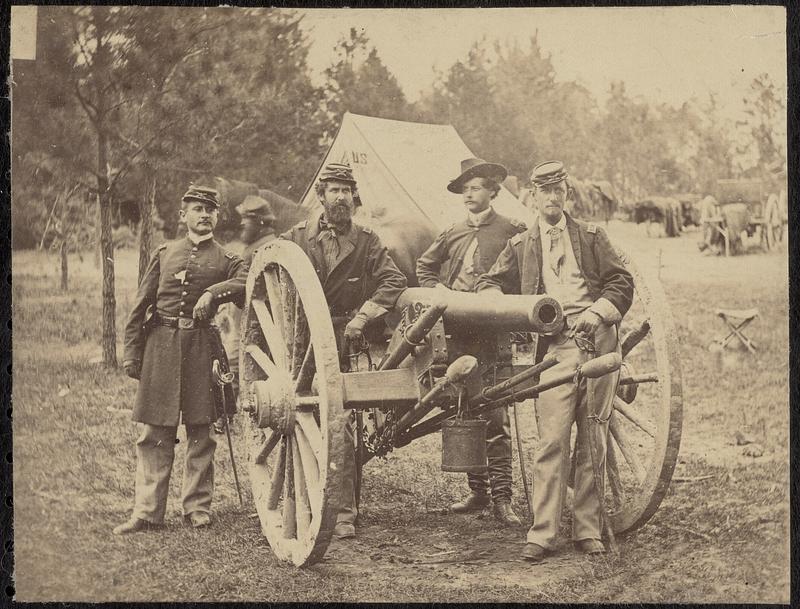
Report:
280,161,408,540
214,193,278,414
477,160,634,563
114,185,249,535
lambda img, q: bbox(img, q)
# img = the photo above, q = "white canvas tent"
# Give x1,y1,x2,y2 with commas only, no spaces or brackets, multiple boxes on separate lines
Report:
299,113,534,232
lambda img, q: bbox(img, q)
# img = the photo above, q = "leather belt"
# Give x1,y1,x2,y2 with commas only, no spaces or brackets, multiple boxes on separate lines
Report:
155,314,210,330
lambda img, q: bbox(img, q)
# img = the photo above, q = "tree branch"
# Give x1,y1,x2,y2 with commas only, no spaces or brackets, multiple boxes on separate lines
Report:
74,82,98,123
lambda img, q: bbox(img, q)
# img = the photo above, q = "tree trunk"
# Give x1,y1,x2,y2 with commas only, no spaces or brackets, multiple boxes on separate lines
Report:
138,172,156,285
60,239,69,291
94,200,101,270
97,129,118,368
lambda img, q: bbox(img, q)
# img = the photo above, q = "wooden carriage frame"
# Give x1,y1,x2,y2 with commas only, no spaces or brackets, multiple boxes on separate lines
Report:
237,240,683,567
705,179,785,256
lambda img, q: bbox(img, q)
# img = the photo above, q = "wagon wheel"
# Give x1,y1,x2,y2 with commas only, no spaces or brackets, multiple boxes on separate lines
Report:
602,249,683,534
240,240,347,567
763,194,784,251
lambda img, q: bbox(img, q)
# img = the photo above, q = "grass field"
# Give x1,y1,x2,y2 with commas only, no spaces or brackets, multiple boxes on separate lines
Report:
11,222,790,602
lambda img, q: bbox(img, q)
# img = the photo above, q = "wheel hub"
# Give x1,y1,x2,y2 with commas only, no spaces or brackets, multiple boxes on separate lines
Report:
249,375,296,434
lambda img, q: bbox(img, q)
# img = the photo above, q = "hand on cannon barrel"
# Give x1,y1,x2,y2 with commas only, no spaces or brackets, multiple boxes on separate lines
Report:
193,291,216,321
123,359,141,380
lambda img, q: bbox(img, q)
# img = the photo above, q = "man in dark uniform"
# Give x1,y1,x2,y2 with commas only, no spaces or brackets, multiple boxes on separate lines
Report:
114,186,249,534
476,161,634,562
416,158,526,527
216,194,277,414
281,162,407,538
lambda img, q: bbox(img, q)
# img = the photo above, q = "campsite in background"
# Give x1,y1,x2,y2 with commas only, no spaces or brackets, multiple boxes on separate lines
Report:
9,5,789,604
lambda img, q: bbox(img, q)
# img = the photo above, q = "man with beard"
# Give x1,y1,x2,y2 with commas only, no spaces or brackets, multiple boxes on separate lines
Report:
115,186,248,534
476,161,634,562
280,162,407,538
416,158,526,527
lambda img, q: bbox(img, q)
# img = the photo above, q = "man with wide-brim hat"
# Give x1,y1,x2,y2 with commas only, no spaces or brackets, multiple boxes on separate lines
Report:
445,157,509,194
280,162,408,539
476,161,634,562
418,158,526,526
114,185,248,534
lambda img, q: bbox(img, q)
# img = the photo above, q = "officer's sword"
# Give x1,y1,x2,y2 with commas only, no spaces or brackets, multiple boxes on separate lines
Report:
212,359,243,507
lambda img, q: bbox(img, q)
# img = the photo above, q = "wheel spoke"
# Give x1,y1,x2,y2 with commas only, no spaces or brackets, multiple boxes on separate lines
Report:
267,437,287,511
291,432,313,536
296,411,324,461
245,344,281,378
294,344,315,391
609,413,647,485
254,430,281,466
294,423,321,515
264,268,288,358
613,397,656,438
282,434,297,539
251,298,287,370
280,272,298,372
291,299,309,379
606,437,624,510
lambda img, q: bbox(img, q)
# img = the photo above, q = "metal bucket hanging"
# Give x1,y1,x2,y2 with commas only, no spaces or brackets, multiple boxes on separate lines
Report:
441,418,488,472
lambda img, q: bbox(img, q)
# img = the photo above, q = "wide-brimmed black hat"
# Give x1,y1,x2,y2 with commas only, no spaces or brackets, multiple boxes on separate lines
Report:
447,158,508,194
530,161,569,187
182,185,220,208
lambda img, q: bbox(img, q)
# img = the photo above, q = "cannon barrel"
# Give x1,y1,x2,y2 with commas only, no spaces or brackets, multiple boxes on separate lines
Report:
396,288,563,334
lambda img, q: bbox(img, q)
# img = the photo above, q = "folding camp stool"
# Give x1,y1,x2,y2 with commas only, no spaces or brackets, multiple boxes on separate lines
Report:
714,308,759,354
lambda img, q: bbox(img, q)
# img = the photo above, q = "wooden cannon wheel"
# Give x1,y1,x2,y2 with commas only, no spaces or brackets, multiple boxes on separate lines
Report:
240,240,346,567
762,193,784,252
600,250,684,534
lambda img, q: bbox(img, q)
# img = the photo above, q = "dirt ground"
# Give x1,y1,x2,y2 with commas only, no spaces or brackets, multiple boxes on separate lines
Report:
10,221,790,602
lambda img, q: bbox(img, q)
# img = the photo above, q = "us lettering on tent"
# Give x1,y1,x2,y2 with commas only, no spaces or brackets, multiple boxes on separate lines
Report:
340,151,368,165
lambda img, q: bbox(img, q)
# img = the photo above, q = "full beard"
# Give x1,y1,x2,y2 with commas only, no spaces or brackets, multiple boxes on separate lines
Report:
326,204,353,227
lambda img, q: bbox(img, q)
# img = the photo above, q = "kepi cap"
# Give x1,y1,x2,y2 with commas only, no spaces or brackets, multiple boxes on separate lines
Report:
447,158,508,194
182,185,220,208
236,195,276,223
319,162,357,185
530,161,569,187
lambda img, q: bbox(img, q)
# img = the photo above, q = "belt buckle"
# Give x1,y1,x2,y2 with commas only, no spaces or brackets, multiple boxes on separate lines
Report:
178,317,194,330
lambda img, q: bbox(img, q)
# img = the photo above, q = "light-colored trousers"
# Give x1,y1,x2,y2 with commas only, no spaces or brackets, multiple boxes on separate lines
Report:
336,411,358,525
132,423,217,523
527,323,620,548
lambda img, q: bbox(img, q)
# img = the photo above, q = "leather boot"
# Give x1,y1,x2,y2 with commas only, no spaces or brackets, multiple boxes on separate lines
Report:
450,492,491,513
112,517,162,535
493,501,522,527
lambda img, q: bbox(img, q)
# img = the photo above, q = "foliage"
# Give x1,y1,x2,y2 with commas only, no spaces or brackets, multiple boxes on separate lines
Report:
735,72,787,177
12,8,785,244
323,28,411,133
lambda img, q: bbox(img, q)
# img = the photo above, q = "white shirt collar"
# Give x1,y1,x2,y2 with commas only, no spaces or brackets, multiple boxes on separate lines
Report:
538,213,567,234
187,231,214,245
467,206,493,225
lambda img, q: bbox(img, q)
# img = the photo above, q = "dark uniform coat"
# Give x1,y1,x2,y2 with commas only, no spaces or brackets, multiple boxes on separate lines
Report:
124,236,248,426
280,212,407,317
475,212,634,317
416,208,526,289
242,231,276,267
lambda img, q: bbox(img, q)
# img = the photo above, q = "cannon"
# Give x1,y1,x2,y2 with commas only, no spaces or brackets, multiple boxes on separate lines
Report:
238,240,683,566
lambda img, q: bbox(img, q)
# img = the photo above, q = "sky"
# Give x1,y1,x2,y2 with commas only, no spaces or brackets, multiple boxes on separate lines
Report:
297,6,786,123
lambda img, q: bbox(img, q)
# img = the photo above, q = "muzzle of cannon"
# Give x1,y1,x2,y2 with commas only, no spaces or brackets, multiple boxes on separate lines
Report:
395,287,563,335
